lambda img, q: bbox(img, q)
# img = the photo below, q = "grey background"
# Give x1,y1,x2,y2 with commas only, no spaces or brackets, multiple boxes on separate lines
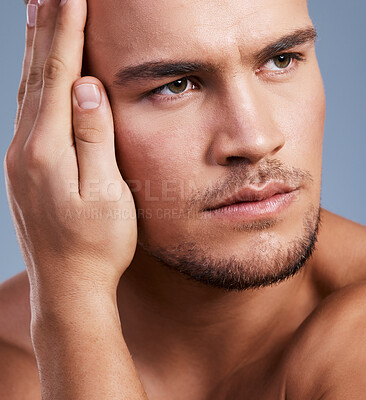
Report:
0,1,365,283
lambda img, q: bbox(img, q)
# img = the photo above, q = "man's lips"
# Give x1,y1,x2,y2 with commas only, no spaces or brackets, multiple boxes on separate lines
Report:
203,182,298,211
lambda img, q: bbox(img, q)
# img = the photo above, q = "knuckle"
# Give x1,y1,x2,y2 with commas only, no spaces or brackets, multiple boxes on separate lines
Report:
43,55,67,86
27,65,44,92
4,144,18,179
35,16,50,32
54,18,72,36
17,83,26,106
23,139,50,171
75,126,104,144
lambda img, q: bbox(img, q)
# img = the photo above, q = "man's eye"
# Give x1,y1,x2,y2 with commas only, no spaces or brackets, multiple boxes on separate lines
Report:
262,53,303,72
152,78,194,96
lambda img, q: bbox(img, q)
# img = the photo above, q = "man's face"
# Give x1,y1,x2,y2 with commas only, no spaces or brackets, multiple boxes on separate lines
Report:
85,0,325,290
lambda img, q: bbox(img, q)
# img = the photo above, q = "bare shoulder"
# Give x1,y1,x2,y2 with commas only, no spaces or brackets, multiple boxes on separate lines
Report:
285,281,366,400
0,270,33,353
311,208,366,292
0,271,41,398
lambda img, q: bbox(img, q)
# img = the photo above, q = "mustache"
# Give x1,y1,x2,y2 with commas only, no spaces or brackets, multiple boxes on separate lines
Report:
187,159,313,212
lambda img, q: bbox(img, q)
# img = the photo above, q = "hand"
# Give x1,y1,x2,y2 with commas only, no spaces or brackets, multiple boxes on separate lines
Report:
4,0,137,302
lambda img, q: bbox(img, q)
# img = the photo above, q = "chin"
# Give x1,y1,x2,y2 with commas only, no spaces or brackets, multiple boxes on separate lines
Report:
137,203,321,291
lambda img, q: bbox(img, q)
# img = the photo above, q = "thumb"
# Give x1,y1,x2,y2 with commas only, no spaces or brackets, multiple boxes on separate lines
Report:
72,78,121,200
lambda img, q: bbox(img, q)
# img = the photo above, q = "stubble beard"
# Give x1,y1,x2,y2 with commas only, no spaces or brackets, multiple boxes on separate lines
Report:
137,203,321,292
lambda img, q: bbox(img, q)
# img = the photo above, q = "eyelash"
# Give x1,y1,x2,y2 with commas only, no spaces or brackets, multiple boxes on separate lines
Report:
145,52,305,104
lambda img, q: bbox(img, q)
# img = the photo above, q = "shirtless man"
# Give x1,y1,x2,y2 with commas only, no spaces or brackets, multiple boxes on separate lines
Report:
1,0,366,398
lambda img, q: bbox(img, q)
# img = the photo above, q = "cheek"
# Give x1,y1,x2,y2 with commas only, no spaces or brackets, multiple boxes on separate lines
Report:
276,70,325,174
112,105,207,208
273,68,325,207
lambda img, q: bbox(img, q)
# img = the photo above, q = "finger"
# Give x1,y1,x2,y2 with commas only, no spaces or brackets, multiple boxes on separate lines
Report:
31,0,87,147
16,0,60,144
72,78,123,200
15,2,36,132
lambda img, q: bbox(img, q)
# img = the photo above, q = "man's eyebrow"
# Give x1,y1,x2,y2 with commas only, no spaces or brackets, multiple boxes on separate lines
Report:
113,61,217,87
112,26,317,87
255,26,318,64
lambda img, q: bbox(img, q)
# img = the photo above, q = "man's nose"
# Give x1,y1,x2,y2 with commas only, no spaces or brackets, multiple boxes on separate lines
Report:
209,78,285,166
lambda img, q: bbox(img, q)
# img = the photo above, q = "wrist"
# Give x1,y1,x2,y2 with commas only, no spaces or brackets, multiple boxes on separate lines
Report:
30,286,119,331
29,267,118,311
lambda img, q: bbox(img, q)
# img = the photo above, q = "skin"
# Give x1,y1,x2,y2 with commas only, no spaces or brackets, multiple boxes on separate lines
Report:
1,0,366,399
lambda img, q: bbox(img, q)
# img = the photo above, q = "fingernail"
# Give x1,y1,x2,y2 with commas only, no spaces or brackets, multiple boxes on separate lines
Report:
74,84,101,110
38,0,46,6
60,0,68,6
27,4,37,27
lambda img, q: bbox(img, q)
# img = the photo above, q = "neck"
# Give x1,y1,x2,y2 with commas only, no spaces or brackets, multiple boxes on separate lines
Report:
117,245,318,392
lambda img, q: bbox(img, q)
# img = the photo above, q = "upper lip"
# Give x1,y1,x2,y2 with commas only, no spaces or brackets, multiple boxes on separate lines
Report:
204,182,298,211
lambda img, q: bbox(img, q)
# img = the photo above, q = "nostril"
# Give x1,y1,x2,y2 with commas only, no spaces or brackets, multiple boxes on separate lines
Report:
226,156,251,166
271,144,284,155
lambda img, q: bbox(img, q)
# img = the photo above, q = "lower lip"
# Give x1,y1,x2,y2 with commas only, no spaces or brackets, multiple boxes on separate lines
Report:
203,190,299,221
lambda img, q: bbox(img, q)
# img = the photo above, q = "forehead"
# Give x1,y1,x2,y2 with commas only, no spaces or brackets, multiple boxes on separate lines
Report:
85,0,310,80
